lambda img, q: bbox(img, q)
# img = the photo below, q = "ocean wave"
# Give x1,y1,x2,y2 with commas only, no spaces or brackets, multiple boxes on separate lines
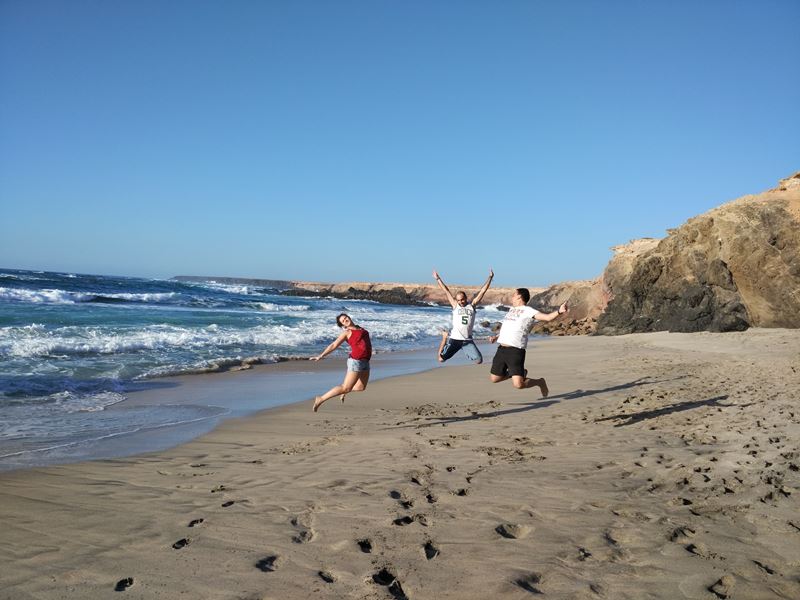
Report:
0,287,178,305
198,281,261,295
0,323,332,358
0,287,94,304
0,309,455,359
252,302,310,312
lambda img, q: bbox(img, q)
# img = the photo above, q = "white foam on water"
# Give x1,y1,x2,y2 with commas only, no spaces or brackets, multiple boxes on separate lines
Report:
0,287,177,305
199,281,261,295
0,287,93,304
0,304,458,359
252,302,310,312
0,322,330,358
97,292,178,302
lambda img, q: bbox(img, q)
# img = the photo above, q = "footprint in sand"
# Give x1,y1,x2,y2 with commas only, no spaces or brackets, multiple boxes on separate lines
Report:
372,567,408,600
496,523,531,540
255,555,280,572
291,513,316,543
686,542,712,558
452,488,469,497
514,572,543,594
292,529,315,543
221,500,235,508
393,514,429,527
172,538,190,550
318,570,337,583
357,538,373,553
114,577,134,591
188,518,204,528
389,490,414,509
708,574,735,599
410,474,428,486
669,526,696,542
423,540,440,560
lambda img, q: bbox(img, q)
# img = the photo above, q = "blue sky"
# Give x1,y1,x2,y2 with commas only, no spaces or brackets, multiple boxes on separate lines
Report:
1,1,798,287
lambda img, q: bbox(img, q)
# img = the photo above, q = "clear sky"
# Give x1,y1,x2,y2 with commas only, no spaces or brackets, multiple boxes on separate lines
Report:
1,1,798,287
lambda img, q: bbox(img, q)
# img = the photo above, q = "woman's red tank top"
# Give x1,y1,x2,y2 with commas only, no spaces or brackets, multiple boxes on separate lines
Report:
347,328,372,360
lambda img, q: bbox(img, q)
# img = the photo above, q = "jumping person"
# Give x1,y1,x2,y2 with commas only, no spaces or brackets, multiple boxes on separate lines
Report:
311,313,372,412
488,288,568,396
433,268,494,364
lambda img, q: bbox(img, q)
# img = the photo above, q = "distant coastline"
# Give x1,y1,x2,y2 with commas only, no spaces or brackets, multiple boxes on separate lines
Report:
173,275,543,307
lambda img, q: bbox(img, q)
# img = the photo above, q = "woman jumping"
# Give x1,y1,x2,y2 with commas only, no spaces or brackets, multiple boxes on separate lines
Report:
310,313,372,412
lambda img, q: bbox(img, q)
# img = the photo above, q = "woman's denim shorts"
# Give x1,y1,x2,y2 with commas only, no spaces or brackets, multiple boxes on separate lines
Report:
347,358,371,372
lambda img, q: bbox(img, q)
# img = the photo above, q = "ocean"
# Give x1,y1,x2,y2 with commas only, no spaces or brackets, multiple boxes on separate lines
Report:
0,268,506,470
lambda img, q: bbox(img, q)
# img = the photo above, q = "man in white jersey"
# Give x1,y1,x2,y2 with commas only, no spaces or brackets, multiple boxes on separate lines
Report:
489,287,568,396
433,268,494,364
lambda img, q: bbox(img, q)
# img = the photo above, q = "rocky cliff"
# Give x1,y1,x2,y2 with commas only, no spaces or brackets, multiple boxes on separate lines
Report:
595,172,800,334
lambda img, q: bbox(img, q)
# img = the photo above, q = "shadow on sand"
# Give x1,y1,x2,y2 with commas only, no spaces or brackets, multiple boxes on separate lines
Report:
389,376,681,429
594,394,731,427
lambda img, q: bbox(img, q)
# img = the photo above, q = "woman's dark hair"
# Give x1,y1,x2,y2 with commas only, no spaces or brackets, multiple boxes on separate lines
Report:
336,313,355,328
516,288,531,304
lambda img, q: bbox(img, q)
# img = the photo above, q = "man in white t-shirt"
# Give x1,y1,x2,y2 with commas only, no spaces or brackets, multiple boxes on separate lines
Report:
433,268,494,364
488,287,568,396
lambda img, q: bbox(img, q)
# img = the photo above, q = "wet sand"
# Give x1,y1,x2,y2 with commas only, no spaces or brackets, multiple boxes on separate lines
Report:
1,329,798,599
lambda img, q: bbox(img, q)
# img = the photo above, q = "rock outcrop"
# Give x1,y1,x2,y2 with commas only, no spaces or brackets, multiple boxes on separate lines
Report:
528,279,604,336
596,172,800,334
283,281,543,307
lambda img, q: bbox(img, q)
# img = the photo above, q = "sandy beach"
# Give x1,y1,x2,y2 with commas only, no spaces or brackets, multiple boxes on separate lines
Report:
1,329,798,599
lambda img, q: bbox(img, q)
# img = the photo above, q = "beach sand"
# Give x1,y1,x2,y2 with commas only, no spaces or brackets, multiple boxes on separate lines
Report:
1,329,798,599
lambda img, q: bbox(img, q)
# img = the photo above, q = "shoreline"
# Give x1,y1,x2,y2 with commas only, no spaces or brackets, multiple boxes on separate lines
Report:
1,329,798,598
0,343,499,472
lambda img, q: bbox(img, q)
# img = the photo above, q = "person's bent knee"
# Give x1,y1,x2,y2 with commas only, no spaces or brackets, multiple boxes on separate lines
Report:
512,379,526,389
341,386,354,394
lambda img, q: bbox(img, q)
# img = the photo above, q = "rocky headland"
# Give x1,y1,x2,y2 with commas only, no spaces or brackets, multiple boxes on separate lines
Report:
526,171,800,335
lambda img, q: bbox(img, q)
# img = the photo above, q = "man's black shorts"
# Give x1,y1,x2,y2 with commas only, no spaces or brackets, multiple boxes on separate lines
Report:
490,345,526,377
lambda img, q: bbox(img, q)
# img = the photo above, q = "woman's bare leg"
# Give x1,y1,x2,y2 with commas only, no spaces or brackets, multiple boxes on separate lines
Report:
314,371,361,412
352,370,370,391
341,369,369,402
